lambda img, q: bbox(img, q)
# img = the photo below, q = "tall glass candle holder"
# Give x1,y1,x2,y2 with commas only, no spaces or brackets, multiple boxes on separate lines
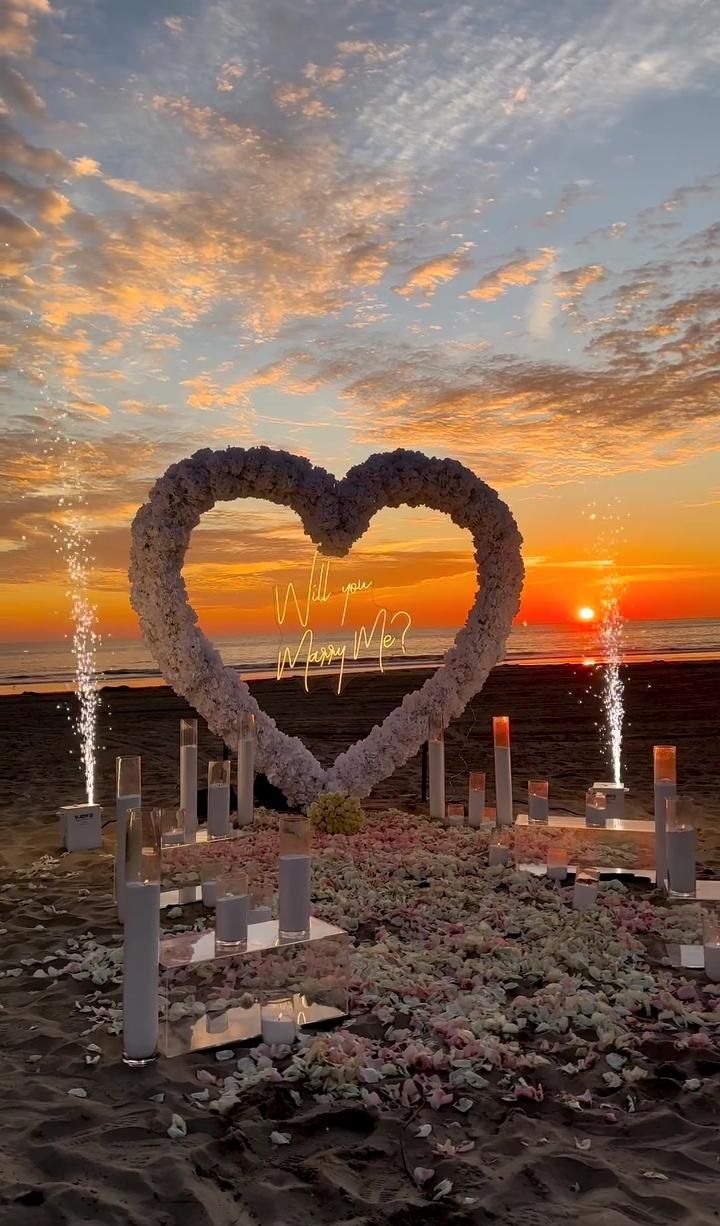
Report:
207,758,231,838
179,718,198,839
200,861,219,907
279,816,312,942
468,771,486,828
702,909,720,982
528,779,549,824
215,870,249,952
666,796,697,899
653,744,677,890
427,713,445,820
115,755,142,920
154,807,186,847
493,716,513,826
122,807,160,1066
585,788,607,828
446,803,465,827
237,713,256,825
546,844,568,881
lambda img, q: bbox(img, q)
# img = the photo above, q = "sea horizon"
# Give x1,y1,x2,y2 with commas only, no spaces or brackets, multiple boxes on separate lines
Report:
0,616,717,695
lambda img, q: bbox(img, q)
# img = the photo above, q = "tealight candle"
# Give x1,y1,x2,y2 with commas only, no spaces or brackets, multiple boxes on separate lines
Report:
207,759,231,838
179,719,198,839
702,910,720,982
237,713,256,825
666,796,697,899
468,771,486,827
446,803,465,827
493,716,513,826
653,745,677,891
528,779,549,824
573,870,599,912
488,841,510,867
585,789,607,828
261,995,296,1045
215,870,248,951
428,713,445,820
546,846,568,881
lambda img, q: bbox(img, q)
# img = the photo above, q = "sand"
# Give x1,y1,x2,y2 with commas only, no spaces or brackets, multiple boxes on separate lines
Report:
1,660,719,1225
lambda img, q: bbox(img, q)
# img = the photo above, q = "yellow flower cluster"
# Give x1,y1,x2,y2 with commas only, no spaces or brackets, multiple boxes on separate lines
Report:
308,791,365,835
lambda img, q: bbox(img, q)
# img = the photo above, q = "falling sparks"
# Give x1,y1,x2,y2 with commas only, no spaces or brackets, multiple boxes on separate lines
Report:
599,578,624,786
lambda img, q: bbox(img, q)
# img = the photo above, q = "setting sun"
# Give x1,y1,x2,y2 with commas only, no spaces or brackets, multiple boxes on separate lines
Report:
577,606,596,622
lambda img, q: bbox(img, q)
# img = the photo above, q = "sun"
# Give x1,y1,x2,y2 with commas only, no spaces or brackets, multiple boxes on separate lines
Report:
577,606,596,622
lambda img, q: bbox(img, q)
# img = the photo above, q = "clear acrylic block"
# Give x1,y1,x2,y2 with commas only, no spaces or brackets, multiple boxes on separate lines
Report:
513,813,655,875
159,916,349,1057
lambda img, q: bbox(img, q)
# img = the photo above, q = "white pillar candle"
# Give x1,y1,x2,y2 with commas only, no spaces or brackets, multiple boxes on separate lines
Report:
704,945,720,982
180,744,198,839
207,783,230,838
488,843,510,867
493,717,513,827
122,880,160,1064
654,781,675,889
248,904,273,924
468,773,486,828
261,1000,296,1045
278,853,311,939
573,877,599,911
115,793,141,921
428,738,445,820
237,738,255,825
215,892,249,947
666,827,696,897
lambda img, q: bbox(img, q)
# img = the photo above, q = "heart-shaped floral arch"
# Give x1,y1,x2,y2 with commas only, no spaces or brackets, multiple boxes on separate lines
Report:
129,447,524,807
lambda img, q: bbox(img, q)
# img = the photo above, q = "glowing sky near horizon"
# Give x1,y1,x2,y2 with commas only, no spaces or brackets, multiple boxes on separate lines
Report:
1,0,719,642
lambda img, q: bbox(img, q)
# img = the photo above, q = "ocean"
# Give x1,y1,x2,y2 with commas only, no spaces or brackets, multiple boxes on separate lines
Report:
0,619,717,694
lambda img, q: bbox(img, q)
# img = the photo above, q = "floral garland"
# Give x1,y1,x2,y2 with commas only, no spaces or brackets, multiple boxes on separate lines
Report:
129,447,524,806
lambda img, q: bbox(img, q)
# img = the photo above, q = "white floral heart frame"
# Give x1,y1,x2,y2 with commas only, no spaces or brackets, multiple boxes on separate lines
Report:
129,447,523,807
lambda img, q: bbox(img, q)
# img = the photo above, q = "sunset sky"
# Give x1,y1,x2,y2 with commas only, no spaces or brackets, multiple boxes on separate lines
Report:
2,0,719,645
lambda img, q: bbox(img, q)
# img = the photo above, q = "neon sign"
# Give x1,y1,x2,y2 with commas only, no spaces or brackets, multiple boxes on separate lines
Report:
272,552,412,693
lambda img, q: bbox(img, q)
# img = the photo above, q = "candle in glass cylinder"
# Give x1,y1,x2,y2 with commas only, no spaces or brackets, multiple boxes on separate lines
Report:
278,816,312,941
488,839,510,867
585,789,607,828
468,771,486,827
237,713,256,825
207,759,231,838
666,796,697,899
702,910,720,982
200,862,219,907
115,755,141,921
528,779,549,824
122,807,160,1066
493,716,513,826
446,803,465,827
261,994,296,1045
155,807,186,848
179,718,198,839
546,845,568,881
654,745,677,891
427,713,445,820
215,870,249,951
573,869,599,912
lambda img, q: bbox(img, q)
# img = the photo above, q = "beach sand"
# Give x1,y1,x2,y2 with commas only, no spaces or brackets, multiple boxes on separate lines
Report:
1,660,719,1224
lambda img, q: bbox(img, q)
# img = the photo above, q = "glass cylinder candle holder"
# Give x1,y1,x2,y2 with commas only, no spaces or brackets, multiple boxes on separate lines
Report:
427,712,445,820
154,807,186,847
115,756,142,917
237,713,256,825
249,880,273,925
200,861,219,907
215,869,249,951
122,807,161,1067
117,755,142,798
493,716,513,827
207,758,231,838
261,992,296,1046
468,771,486,827
446,802,465,827
493,716,510,749
488,837,510,867
179,718,198,838
573,868,599,912
279,816,312,942
702,909,720,982
653,745,677,786
666,796,697,899
585,788,607,827
546,844,568,881
528,779,549,824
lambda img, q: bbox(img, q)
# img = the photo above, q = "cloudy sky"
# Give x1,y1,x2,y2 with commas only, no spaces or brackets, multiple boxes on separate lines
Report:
2,0,719,643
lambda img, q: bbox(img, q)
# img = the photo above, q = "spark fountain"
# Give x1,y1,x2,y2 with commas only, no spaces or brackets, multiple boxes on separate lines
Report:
588,503,628,820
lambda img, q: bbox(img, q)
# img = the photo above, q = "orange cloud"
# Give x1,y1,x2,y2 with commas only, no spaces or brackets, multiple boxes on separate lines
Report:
394,249,471,298
468,247,556,301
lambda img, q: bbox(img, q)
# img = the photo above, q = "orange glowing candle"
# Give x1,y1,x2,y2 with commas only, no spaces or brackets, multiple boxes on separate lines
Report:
493,716,510,748
653,745,677,786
